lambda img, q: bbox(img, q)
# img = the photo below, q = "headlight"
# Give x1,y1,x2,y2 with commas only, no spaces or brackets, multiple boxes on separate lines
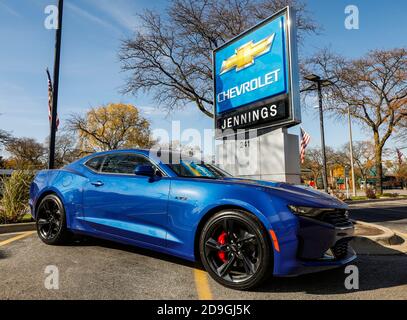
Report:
288,205,333,217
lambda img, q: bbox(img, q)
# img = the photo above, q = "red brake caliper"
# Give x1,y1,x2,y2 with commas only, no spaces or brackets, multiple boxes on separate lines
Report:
217,231,228,263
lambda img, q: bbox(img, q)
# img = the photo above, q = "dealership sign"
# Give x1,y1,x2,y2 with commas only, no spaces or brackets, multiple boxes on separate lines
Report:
213,7,301,137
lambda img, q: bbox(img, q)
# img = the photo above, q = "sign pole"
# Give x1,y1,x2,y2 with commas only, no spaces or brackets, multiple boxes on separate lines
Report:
48,0,64,170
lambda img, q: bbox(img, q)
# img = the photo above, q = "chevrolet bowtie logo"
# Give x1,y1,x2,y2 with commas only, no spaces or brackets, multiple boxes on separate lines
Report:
220,34,276,75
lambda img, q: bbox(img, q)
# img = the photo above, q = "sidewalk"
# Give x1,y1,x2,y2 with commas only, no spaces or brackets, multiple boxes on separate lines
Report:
346,196,407,204
353,189,407,197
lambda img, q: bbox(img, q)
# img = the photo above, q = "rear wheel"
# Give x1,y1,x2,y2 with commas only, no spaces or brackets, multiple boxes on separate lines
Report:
36,194,70,245
199,210,272,290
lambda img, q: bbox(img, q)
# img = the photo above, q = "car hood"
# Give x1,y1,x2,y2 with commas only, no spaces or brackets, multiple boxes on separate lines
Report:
220,177,347,209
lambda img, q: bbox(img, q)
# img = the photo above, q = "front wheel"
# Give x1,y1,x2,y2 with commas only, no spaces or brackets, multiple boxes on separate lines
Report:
199,210,273,290
36,194,71,245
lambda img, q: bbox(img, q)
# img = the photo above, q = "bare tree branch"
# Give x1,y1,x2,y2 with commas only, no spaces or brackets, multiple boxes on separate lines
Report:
303,47,407,194
120,0,318,118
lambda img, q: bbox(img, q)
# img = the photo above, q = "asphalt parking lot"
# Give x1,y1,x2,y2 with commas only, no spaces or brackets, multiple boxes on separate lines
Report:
1,227,407,300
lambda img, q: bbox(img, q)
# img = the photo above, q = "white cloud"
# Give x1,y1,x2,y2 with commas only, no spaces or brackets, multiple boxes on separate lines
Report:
0,1,21,17
140,106,165,116
65,2,122,35
84,0,138,32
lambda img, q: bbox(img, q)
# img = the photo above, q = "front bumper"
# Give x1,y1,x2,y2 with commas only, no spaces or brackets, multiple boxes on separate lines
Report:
292,247,357,276
297,215,354,260
274,211,357,276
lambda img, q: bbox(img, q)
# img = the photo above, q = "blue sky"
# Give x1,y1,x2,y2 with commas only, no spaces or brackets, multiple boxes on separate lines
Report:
0,0,406,156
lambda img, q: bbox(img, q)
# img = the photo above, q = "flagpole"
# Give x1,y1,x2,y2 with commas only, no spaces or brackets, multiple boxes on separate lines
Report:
48,0,64,169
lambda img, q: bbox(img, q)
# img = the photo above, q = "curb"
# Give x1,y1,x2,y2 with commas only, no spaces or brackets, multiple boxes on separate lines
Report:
353,220,398,245
0,222,36,235
346,197,407,205
391,232,407,254
352,220,407,255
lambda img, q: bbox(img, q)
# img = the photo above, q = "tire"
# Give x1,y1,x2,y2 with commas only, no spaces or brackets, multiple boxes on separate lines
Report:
36,194,71,245
199,210,273,290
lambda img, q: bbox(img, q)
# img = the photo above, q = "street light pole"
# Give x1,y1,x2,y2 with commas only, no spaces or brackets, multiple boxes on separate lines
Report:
48,0,64,170
348,106,357,197
304,74,331,193
316,81,329,193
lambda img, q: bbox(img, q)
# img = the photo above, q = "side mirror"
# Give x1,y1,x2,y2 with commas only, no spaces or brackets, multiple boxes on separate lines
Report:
134,165,155,177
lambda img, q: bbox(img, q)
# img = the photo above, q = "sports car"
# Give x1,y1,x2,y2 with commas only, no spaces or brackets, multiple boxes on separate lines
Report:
29,149,356,290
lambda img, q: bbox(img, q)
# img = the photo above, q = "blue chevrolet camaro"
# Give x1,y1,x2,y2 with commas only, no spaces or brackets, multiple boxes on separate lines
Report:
29,149,356,290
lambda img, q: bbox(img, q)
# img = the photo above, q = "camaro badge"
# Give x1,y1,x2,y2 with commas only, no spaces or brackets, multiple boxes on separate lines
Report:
220,34,276,75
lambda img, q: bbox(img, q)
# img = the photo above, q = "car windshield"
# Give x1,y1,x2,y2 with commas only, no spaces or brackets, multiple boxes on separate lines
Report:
166,159,231,179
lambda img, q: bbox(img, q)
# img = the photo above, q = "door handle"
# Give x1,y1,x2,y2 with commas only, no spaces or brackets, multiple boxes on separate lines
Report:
91,181,104,187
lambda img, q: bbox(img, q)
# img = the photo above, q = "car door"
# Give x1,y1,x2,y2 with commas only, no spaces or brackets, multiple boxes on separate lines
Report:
82,153,170,247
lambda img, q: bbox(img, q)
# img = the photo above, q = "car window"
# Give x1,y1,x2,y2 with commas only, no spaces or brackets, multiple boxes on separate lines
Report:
167,160,230,179
85,156,105,172
101,154,152,175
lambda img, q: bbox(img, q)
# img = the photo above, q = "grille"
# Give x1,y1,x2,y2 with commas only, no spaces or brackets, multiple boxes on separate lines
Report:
332,240,350,259
318,210,353,228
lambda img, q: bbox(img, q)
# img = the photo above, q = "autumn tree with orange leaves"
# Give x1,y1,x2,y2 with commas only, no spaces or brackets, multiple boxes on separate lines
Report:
67,104,155,153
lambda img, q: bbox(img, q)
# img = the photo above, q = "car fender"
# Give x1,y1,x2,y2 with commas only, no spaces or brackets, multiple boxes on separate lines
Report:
198,198,275,234
32,170,87,230
189,201,276,268
32,186,65,218
194,195,299,275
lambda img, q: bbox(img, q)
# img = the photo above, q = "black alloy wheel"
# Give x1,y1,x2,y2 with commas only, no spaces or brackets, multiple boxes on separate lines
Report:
36,194,70,245
199,210,272,290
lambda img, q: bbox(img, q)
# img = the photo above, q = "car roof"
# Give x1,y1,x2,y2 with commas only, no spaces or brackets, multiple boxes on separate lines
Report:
77,149,199,165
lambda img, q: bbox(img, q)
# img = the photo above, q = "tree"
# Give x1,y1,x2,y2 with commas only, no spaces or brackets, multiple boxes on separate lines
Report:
55,132,81,167
395,163,407,188
120,0,317,118
301,146,339,188
2,158,17,169
44,130,81,168
155,140,202,157
0,114,11,146
5,138,46,169
302,148,324,185
0,130,11,145
304,48,407,194
340,140,391,185
396,115,407,142
67,103,155,153
342,141,375,183
0,156,5,168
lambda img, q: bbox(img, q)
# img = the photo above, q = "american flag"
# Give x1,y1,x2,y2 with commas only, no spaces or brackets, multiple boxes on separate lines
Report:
46,68,59,130
300,127,311,164
396,148,404,165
